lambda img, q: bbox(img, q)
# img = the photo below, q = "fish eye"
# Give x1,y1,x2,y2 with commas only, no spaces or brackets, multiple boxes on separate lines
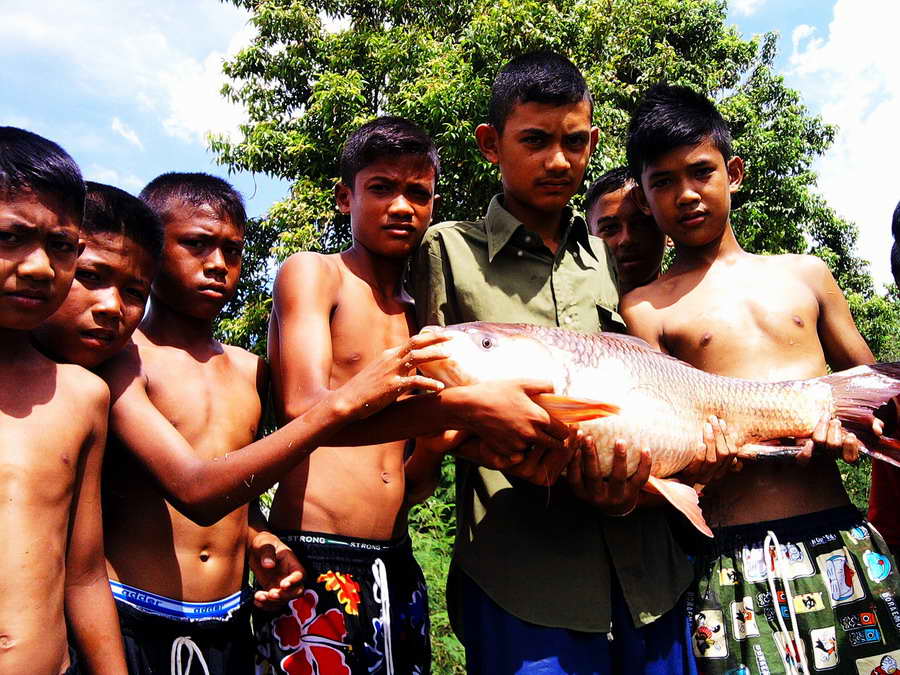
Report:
480,337,494,350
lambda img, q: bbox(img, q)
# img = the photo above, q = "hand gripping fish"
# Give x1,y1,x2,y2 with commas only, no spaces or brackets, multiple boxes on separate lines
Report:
417,322,900,537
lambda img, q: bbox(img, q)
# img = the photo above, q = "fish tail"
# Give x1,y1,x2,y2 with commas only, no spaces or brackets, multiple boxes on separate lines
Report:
822,362,900,467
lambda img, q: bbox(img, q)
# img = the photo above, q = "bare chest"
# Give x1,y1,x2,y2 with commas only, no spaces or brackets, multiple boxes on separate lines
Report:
144,355,261,455
329,290,416,384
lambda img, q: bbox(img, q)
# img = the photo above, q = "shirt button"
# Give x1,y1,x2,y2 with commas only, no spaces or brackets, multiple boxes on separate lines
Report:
524,235,532,244
516,249,524,257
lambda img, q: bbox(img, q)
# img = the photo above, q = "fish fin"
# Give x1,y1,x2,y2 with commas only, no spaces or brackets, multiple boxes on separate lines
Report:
822,363,900,430
860,437,900,469
645,476,713,538
532,394,620,423
736,444,806,461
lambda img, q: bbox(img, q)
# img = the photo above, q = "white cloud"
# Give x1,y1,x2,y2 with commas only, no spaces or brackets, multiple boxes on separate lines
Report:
83,164,145,193
788,0,900,289
111,117,143,150
0,1,253,146
731,0,767,17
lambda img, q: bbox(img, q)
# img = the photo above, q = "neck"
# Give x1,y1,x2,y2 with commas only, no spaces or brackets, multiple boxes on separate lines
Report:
0,328,41,364
501,193,566,252
342,243,407,297
621,267,662,296
141,295,216,349
669,221,744,272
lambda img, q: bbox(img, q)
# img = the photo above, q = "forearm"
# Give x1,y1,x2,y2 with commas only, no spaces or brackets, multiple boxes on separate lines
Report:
65,571,127,674
404,442,448,506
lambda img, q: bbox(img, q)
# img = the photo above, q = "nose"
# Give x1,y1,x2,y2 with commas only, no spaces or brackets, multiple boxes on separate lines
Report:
388,194,414,218
676,180,701,206
18,245,54,282
546,145,571,173
93,287,123,322
204,247,227,278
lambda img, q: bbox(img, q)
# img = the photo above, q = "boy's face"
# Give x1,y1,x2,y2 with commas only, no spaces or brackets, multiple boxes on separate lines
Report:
152,202,243,321
336,155,436,259
33,231,155,368
477,99,598,218
636,137,743,248
588,184,667,291
0,190,80,331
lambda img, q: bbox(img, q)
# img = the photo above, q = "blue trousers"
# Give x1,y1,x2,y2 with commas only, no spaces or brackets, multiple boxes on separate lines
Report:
461,572,697,674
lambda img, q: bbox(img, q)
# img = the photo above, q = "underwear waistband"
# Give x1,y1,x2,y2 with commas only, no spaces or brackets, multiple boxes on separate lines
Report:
275,529,411,553
110,579,245,622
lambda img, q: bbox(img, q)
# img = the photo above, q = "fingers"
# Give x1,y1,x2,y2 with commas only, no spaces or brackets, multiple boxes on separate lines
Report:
253,543,277,570
545,415,572,442
826,418,842,449
567,448,584,492
796,439,814,467
405,346,448,367
403,331,450,352
812,414,829,446
400,375,445,394
711,417,733,481
516,379,557,396
632,447,652,488
841,432,861,464
582,436,602,484
609,440,628,484
873,417,885,436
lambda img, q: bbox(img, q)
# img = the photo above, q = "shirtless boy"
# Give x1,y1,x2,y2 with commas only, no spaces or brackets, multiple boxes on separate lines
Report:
0,128,127,674
585,166,667,294
622,84,900,674
259,116,570,674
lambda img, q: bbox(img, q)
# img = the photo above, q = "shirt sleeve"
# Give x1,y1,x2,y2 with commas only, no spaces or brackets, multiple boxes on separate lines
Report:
413,229,455,328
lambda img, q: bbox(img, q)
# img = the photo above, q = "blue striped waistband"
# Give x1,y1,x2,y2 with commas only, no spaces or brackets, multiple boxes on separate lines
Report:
110,579,244,621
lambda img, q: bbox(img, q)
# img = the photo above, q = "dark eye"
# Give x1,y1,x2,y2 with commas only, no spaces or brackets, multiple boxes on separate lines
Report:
480,337,493,350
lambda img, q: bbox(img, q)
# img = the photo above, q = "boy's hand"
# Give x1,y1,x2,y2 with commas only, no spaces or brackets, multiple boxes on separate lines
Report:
335,332,450,420
455,438,526,471
503,434,576,486
567,436,651,516
249,531,306,611
798,415,865,464
451,379,571,455
679,416,741,485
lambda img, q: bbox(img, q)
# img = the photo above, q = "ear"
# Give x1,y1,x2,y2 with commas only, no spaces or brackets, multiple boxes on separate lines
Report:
77,239,86,257
475,123,500,165
727,156,744,194
431,193,442,221
335,181,352,215
632,184,652,216
589,126,600,155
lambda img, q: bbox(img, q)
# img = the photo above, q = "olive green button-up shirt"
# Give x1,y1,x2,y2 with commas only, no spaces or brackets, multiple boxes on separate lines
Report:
413,195,693,633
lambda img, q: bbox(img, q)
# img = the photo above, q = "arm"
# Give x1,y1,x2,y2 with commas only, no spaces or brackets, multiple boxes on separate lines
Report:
404,431,469,506
619,289,667,352
101,334,448,526
247,503,305,611
65,381,128,674
807,256,876,369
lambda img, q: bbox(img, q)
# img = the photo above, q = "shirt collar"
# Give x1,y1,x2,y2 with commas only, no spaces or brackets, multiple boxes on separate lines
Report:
484,194,598,262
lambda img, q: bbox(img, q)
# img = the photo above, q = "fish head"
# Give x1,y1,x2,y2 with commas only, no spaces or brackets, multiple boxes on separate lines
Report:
418,322,563,388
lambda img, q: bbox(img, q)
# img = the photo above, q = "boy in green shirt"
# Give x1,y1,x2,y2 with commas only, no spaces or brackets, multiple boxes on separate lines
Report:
414,51,700,675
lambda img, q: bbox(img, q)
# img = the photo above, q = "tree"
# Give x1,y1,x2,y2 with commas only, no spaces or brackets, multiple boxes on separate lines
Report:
210,1,900,671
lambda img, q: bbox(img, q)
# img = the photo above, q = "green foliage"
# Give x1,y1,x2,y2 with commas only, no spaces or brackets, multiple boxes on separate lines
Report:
211,1,900,671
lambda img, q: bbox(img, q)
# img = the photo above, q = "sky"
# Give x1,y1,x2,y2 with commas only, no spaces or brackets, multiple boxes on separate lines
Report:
1,0,896,289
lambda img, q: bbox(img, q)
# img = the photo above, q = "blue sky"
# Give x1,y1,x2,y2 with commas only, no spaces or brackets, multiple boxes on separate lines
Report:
1,0,895,288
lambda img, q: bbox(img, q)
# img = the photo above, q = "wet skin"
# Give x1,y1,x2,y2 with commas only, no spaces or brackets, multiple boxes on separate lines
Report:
623,138,876,527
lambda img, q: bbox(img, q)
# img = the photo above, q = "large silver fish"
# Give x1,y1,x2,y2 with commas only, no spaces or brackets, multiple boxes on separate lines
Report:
418,322,900,536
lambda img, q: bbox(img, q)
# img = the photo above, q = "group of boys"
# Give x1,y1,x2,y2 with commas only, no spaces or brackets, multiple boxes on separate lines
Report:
2,47,899,675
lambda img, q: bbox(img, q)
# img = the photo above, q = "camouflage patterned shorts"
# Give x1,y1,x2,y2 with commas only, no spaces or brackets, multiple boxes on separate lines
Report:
690,506,900,674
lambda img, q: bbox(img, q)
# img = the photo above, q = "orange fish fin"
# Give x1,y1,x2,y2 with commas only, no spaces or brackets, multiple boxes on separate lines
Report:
645,476,713,538
533,394,620,423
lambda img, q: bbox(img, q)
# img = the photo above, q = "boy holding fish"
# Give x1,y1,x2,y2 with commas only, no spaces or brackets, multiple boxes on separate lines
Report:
257,116,571,673
414,52,707,674
622,83,900,674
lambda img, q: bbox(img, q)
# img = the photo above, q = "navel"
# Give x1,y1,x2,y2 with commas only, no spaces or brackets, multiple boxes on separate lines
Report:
0,635,16,650
199,550,210,563
381,471,392,485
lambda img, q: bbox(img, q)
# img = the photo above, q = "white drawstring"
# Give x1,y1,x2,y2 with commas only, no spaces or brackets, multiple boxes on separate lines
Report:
372,558,394,675
170,636,210,675
763,531,808,674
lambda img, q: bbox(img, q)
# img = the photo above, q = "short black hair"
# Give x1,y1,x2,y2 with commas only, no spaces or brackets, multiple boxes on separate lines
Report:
891,200,899,285
626,84,732,181
584,167,631,217
84,182,164,260
139,172,246,229
0,126,84,224
339,116,440,189
489,51,592,133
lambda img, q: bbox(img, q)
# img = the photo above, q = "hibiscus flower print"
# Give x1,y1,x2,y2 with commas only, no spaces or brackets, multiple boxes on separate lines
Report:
272,589,352,675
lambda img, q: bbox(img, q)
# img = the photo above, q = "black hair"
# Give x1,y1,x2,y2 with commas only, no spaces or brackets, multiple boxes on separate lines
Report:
584,167,632,217
489,50,592,132
0,126,85,224
891,200,899,285
339,116,440,189
83,182,164,260
139,172,246,229
626,84,732,181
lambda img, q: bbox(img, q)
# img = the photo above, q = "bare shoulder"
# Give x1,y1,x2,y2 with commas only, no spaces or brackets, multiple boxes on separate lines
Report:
620,276,670,314
762,252,834,290
57,362,109,414
222,342,265,383
275,251,342,292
